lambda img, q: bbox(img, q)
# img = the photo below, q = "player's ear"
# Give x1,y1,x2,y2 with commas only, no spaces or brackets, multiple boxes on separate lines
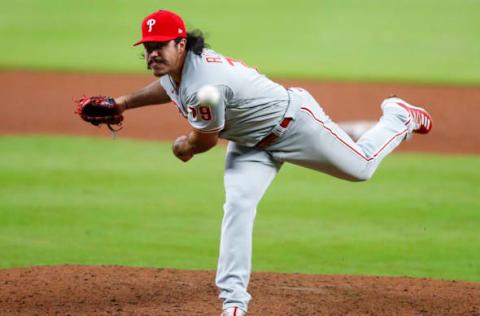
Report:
176,38,187,52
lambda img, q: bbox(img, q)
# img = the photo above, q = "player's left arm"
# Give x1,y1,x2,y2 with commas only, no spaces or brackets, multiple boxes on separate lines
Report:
172,129,219,162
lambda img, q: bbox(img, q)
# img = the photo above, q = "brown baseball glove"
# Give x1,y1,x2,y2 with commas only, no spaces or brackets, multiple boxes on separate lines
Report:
75,96,123,131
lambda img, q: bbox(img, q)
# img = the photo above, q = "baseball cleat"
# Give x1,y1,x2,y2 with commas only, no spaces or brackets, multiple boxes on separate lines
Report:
221,306,247,316
381,96,433,134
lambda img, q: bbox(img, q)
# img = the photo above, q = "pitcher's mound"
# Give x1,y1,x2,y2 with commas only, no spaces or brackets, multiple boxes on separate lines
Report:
1,265,479,315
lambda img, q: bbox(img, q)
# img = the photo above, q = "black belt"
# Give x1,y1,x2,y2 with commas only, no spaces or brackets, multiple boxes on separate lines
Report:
255,117,293,149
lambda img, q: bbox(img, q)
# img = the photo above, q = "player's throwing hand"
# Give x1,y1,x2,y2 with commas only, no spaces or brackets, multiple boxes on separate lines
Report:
172,135,194,162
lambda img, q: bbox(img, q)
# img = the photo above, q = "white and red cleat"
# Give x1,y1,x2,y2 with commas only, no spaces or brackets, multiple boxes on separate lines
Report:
221,306,247,316
381,96,433,134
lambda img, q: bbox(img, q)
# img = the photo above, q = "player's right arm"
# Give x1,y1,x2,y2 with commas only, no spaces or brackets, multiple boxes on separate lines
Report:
115,80,171,112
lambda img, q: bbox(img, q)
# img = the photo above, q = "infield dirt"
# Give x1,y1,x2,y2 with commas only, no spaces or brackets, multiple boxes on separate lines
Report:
1,266,479,315
1,70,480,154
1,70,479,315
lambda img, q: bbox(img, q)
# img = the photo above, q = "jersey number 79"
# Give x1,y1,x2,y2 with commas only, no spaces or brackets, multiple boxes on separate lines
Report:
188,106,212,121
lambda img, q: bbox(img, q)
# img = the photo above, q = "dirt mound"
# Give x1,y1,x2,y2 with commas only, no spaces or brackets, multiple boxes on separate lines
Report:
1,265,479,315
1,70,480,154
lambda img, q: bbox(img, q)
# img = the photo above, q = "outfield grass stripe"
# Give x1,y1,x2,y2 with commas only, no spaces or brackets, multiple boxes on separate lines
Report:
0,1,479,84
0,136,479,281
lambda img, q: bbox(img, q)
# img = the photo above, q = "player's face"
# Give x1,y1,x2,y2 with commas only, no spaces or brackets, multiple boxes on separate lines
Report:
144,40,186,77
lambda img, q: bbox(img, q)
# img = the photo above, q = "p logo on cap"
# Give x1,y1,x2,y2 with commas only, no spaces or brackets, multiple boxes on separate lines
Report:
147,19,156,32
133,10,187,46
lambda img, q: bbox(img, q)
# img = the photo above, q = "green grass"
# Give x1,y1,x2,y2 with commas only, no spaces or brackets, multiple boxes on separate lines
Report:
1,136,479,281
1,0,479,84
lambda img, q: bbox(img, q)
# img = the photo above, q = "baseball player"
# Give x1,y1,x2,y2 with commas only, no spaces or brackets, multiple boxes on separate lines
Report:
76,10,432,316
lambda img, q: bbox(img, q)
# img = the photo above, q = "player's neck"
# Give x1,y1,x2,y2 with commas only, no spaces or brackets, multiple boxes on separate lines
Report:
170,51,187,88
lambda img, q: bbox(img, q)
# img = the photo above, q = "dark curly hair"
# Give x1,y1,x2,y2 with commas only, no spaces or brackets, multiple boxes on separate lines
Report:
175,29,208,55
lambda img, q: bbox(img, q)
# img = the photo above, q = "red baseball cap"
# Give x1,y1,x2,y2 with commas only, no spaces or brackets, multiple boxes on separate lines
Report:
133,10,187,46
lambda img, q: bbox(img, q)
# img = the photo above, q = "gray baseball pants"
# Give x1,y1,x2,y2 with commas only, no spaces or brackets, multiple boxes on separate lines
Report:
216,88,410,311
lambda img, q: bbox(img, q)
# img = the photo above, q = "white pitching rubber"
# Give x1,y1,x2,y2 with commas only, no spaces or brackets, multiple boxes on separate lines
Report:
197,85,220,105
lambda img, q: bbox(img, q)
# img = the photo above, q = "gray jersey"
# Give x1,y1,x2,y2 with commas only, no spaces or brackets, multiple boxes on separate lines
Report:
160,49,290,146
